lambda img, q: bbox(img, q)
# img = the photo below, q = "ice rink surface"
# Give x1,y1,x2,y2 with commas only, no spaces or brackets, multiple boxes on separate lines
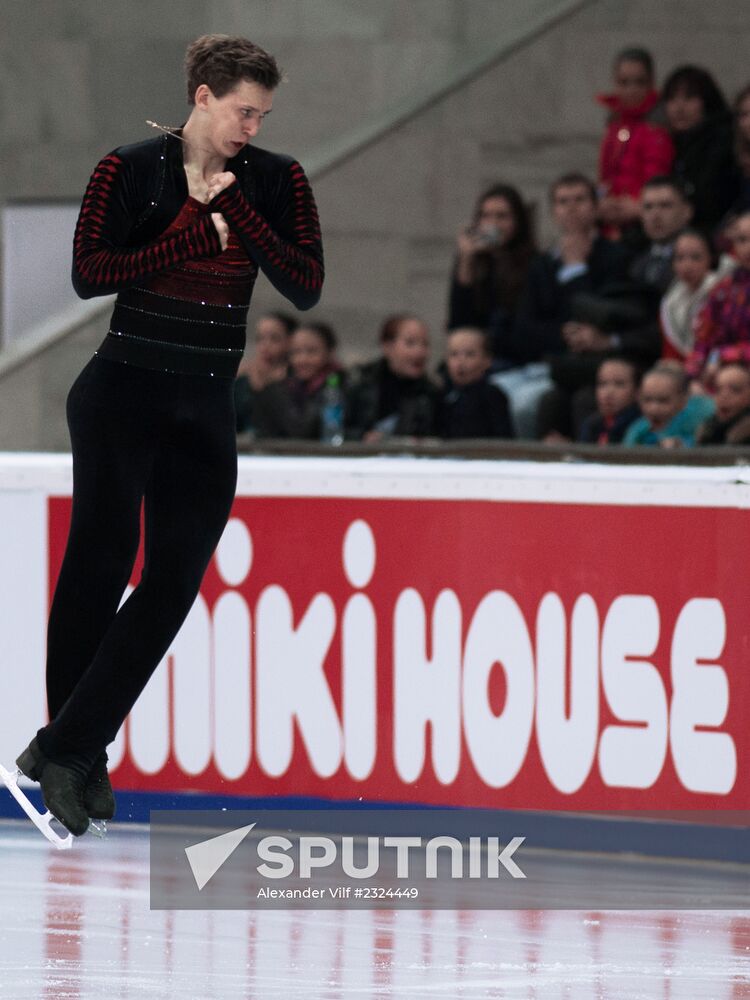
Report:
0,820,748,999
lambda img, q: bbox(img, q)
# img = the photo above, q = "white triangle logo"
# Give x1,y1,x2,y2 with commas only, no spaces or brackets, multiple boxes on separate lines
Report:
184,822,256,891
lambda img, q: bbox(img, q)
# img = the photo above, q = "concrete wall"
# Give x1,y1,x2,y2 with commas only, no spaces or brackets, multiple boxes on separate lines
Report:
0,308,109,451
1,0,749,448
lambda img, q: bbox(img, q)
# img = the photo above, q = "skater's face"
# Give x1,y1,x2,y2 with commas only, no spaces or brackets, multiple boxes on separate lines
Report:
639,372,685,431
446,329,491,386
290,327,331,382
255,315,291,365
383,319,430,378
714,364,750,423
613,58,652,109
596,360,637,419
195,79,274,158
673,233,712,290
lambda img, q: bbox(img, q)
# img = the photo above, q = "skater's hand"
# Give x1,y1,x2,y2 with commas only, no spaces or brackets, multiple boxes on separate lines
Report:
207,171,237,200
211,213,229,251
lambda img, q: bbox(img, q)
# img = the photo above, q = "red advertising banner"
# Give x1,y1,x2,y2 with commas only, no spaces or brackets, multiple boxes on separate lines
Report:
47,489,748,812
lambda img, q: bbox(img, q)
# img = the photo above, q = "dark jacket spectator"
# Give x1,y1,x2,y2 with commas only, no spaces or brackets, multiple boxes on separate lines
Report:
577,356,641,444
448,183,537,365
346,358,438,439
579,402,641,444
512,235,632,363
663,65,740,233
437,379,513,438
253,322,344,439
437,327,513,438
253,366,345,439
345,314,439,440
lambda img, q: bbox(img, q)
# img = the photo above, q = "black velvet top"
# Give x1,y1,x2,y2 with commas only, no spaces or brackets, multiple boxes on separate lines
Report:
72,131,324,376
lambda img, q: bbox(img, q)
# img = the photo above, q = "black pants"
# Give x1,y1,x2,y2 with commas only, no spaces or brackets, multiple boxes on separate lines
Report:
37,355,237,762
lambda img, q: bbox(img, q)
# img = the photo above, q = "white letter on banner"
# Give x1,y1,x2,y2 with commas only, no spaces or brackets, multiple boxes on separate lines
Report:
256,586,341,778
342,594,377,780
670,598,736,794
212,517,253,780
171,594,213,776
0,493,48,769
393,589,462,784
462,592,535,788
599,596,667,788
213,593,251,780
535,593,599,794
342,518,378,781
127,584,169,775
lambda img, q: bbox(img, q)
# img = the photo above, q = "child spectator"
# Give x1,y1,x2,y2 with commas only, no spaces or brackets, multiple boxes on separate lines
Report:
448,184,537,365
623,361,714,446
578,356,641,444
437,328,513,439
686,210,750,385
253,322,344,439
346,314,439,440
663,65,739,233
697,361,750,444
597,47,674,237
234,311,295,433
661,229,732,359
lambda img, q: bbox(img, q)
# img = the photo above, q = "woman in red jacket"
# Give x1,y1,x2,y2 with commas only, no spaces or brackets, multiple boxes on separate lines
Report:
597,48,674,237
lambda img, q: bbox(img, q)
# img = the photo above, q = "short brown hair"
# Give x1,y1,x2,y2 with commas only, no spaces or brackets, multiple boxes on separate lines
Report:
184,35,282,104
549,172,598,204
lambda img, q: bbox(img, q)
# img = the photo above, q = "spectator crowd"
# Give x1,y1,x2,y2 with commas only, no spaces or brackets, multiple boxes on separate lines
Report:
235,49,750,449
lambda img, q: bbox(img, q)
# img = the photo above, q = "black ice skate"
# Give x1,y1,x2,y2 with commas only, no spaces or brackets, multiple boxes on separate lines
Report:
16,738,91,837
0,761,73,849
84,752,116,821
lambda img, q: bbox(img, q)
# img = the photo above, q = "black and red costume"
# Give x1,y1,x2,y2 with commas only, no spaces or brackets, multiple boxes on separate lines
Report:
36,130,323,766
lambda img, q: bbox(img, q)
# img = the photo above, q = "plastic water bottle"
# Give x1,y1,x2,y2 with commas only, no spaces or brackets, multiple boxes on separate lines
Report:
320,373,344,445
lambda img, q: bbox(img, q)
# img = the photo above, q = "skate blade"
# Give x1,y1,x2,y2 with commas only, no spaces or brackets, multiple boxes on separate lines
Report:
88,819,107,839
0,762,73,850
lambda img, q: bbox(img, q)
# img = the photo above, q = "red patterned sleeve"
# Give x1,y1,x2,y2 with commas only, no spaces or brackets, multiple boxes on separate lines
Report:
209,159,324,310
72,153,223,299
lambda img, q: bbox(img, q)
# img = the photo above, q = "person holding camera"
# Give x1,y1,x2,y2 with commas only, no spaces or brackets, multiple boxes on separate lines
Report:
448,183,537,366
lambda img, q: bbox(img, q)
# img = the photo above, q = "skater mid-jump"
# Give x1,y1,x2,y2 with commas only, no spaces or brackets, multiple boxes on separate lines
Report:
13,34,323,836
